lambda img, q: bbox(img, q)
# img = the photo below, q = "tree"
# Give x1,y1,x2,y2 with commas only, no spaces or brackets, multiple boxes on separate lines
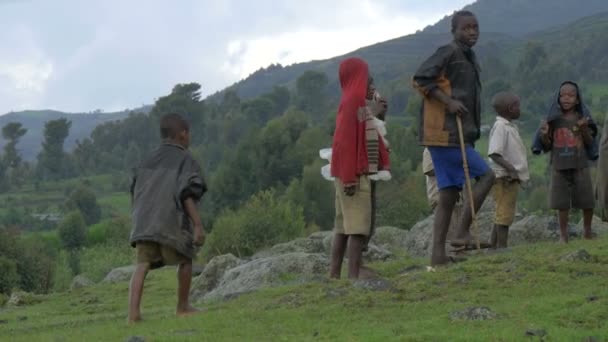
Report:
65,186,102,226
36,118,71,180
2,122,27,168
0,256,18,295
57,211,87,251
296,70,329,119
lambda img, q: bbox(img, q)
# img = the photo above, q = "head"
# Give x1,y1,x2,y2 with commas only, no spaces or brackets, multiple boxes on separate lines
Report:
366,76,376,101
339,57,369,102
491,91,521,121
160,113,190,148
558,81,581,114
451,11,479,47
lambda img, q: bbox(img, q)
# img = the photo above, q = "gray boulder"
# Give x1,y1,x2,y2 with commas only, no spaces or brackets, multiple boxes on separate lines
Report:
70,275,94,291
190,254,243,300
253,237,326,259
321,232,392,261
204,253,329,301
509,215,558,245
573,216,608,237
102,265,136,283
370,226,408,254
7,291,40,307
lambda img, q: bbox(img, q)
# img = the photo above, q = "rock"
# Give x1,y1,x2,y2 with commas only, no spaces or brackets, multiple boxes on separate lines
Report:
7,291,41,307
582,337,600,342
102,265,136,283
363,244,393,262
352,278,392,292
190,254,243,301
587,295,599,302
253,237,325,259
192,264,206,277
404,215,434,257
324,287,348,299
17,316,28,321
524,329,547,338
560,249,592,262
0,319,7,324
70,275,94,291
204,253,329,301
124,336,146,342
449,307,498,321
509,216,558,245
370,227,408,254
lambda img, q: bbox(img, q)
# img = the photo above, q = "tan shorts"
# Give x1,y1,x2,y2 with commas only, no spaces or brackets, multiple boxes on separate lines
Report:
136,241,190,269
492,178,520,226
334,176,372,236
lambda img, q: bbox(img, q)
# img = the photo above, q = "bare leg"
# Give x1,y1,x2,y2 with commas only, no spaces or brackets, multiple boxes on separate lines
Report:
330,233,348,279
452,171,495,245
583,209,594,239
128,263,150,324
496,224,509,249
432,188,459,266
176,262,200,316
489,225,498,249
347,235,365,279
558,210,569,243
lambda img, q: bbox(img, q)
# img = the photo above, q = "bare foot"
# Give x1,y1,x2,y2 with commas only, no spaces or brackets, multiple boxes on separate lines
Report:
176,306,202,317
127,315,143,325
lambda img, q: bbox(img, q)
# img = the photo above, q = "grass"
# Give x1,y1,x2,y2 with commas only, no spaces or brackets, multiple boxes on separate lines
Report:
1,238,607,341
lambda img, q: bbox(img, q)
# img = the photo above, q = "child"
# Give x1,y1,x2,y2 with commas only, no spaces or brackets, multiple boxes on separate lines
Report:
413,10,495,266
533,81,598,242
487,91,529,248
128,113,207,323
597,114,608,221
330,57,390,279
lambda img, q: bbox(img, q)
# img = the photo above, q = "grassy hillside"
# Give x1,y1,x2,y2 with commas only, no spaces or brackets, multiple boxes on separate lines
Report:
1,238,607,341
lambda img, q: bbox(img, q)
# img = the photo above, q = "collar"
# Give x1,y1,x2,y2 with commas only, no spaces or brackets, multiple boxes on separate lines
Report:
496,116,514,126
161,141,186,150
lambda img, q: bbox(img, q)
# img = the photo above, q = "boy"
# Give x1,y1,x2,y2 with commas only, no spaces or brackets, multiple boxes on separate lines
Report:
597,114,608,221
363,77,389,253
413,10,495,266
534,81,598,242
487,91,529,248
128,113,207,323
330,57,390,279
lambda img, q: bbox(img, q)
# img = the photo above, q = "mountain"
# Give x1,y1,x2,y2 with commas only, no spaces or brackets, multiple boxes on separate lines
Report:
0,107,151,161
210,0,608,102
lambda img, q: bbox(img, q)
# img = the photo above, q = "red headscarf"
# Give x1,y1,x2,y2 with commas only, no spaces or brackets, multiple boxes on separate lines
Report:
331,58,390,185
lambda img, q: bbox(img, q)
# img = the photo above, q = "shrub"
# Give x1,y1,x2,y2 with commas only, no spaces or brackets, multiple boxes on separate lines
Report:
204,190,306,258
58,211,87,251
0,256,18,295
65,186,102,225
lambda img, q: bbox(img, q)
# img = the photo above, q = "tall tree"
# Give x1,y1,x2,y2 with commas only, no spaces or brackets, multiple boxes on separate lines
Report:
295,71,329,119
37,118,71,180
2,122,27,168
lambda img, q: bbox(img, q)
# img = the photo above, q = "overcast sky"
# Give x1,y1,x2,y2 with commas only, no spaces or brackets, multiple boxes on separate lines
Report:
0,0,473,114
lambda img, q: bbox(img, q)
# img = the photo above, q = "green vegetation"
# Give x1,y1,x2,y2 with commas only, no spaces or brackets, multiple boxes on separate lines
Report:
1,238,607,341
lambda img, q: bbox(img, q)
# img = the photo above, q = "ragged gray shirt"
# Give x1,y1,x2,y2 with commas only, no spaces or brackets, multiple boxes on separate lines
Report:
129,143,207,259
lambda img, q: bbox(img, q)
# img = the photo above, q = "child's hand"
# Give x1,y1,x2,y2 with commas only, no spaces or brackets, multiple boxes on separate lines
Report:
447,99,468,117
344,185,357,197
577,117,589,129
193,224,205,247
540,120,549,135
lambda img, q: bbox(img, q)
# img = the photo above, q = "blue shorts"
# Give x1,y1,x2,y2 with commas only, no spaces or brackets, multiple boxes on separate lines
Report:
428,146,490,190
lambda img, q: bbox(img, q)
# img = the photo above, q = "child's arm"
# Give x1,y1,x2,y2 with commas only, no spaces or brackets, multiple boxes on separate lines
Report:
183,197,205,246
540,120,552,149
489,154,518,180
578,117,594,146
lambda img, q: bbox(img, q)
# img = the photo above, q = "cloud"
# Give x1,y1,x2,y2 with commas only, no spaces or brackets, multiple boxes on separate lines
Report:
0,0,474,114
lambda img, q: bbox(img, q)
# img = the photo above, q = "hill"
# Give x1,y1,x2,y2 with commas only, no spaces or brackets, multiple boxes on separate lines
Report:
210,0,608,103
0,237,606,341
0,107,151,161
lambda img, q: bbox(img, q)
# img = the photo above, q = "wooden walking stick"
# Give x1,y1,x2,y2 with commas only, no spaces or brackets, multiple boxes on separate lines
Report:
456,116,481,250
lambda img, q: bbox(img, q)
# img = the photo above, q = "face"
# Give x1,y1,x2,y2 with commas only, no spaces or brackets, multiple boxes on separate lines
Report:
367,77,375,100
508,97,521,120
454,15,479,47
177,129,190,148
559,84,579,112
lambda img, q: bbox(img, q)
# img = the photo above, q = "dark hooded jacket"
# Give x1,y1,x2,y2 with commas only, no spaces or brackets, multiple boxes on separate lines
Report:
129,143,207,259
531,81,599,161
